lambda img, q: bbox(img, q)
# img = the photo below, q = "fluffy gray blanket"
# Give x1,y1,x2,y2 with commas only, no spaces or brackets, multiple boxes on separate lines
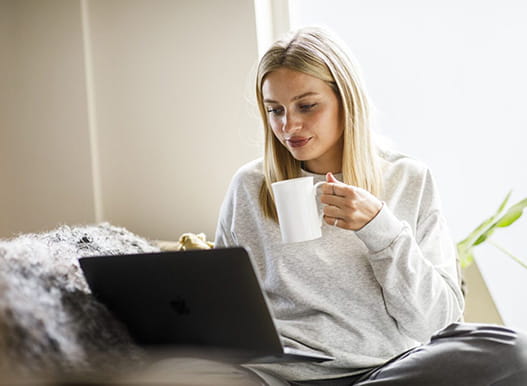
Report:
0,223,160,376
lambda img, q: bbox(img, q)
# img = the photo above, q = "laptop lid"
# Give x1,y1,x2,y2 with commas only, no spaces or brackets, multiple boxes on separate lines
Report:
79,247,333,363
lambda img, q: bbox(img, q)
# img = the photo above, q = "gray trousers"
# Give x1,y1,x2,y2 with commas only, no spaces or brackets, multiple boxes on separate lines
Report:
288,323,527,386
130,323,526,385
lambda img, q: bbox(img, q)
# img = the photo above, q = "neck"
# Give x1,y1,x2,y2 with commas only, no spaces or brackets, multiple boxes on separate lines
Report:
303,145,343,175
303,159,342,175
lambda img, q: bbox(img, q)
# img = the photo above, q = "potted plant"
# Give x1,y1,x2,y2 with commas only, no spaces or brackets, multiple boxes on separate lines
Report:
457,191,527,270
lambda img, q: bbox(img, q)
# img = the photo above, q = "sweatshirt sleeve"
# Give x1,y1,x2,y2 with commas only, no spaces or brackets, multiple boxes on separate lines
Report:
214,193,236,248
214,221,233,248
214,171,240,249
355,169,464,342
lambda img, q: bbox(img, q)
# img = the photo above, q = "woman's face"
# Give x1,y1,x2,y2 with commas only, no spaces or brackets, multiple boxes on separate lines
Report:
262,67,343,174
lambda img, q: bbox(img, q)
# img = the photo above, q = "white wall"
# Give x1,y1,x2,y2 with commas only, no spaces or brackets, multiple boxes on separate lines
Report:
86,0,261,241
1,0,262,242
0,0,96,236
291,0,527,329
0,0,10,234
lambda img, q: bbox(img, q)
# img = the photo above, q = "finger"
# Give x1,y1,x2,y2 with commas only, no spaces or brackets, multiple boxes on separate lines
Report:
321,182,349,197
323,215,348,229
321,182,338,195
323,204,342,219
320,192,346,207
324,172,344,196
323,215,339,226
326,172,340,183
332,182,358,198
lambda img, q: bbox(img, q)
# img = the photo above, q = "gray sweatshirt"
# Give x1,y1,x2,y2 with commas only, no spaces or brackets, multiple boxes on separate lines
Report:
214,150,465,381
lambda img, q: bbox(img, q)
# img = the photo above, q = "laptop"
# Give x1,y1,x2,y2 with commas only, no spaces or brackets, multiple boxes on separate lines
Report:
79,247,334,363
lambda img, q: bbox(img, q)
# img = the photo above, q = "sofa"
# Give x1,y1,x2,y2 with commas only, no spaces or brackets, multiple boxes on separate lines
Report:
0,222,469,385
0,223,265,385
0,224,154,378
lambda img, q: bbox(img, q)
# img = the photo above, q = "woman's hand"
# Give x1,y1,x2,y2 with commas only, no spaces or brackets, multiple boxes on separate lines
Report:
320,172,383,231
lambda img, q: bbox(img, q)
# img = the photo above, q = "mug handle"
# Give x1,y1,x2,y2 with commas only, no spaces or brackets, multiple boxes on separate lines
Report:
313,181,325,226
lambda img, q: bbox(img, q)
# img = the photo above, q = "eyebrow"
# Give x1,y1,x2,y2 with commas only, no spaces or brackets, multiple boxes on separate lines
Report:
263,92,319,104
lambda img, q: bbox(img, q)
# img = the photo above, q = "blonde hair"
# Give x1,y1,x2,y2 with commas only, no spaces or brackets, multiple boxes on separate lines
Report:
256,26,383,221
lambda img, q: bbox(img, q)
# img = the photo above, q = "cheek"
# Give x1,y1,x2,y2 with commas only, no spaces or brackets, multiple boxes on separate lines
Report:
268,118,282,138
311,109,335,132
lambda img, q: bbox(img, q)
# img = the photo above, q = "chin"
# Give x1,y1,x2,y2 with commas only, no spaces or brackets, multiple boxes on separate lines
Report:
288,151,312,162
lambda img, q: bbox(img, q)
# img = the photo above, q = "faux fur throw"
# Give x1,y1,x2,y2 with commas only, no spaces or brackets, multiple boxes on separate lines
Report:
0,223,160,376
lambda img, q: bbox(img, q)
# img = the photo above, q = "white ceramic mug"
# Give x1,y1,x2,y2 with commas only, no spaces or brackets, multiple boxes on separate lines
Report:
271,176,325,243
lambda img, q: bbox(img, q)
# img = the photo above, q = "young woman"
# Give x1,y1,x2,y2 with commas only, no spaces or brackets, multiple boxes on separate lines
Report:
215,26,527,385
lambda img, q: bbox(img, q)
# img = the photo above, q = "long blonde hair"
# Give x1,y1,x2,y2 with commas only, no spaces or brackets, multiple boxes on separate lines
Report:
257,27,383,221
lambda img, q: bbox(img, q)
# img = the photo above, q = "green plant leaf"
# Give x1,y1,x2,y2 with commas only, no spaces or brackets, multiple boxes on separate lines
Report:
497,190,513,214
495,198,527,228
457,193,511,249
455,191,526,269
458,248,475,269
457,217,494,248
473,232,490,246
488,239,527,270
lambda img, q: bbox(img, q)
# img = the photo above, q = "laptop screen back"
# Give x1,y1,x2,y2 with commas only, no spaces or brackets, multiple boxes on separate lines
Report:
79,247,283,355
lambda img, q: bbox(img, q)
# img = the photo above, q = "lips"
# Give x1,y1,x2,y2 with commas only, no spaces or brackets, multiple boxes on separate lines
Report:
286,136,312,148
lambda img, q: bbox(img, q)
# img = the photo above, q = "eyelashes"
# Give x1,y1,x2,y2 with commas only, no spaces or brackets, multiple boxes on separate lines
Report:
266,103,318,115
300,103,317,112
266,107,284,115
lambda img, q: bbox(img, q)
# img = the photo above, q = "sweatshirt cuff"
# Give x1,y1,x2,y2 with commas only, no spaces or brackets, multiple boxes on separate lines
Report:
355,203,404,253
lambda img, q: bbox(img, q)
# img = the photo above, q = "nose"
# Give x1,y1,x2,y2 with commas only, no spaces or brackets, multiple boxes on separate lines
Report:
281,111,302,134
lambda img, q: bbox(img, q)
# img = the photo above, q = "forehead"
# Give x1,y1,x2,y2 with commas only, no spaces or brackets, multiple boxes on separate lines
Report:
262,68,332,101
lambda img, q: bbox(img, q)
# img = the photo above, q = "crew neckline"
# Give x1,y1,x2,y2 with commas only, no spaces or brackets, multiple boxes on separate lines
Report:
300,168,343,180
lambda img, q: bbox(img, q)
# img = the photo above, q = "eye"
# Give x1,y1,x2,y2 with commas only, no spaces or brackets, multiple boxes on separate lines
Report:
300,103,317,112
266,106,284,115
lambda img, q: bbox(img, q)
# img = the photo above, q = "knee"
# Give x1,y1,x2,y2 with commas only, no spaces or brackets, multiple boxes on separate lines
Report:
479,325,527,369
490,328,527,386
433,323,527,369
466,324,527,383
508,329,527,372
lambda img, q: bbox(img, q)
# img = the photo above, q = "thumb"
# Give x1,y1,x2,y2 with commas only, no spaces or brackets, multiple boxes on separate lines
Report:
326,172,340,184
